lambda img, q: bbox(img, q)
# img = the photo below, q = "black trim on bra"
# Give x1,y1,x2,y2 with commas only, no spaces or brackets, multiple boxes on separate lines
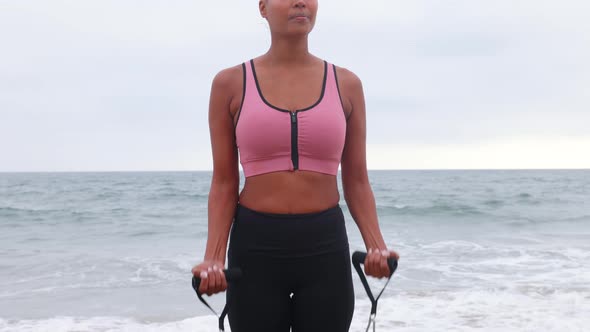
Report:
332,64,349,121
250,59,328,113
234,63,247,129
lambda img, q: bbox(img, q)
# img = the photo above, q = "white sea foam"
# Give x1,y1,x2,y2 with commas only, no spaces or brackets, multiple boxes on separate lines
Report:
351,289,590,332
0,316,220,332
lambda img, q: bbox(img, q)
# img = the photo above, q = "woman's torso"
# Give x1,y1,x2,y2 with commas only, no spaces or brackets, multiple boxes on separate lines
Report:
229,56,350,214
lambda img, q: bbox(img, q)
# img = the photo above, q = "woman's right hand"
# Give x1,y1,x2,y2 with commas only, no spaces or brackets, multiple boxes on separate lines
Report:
191,260,228,296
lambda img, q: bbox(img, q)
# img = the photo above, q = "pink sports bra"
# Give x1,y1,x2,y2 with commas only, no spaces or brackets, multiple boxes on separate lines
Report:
235,59,347,178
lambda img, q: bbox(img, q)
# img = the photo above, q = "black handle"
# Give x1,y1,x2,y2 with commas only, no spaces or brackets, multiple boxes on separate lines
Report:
352,251,398,277
192,268,243,295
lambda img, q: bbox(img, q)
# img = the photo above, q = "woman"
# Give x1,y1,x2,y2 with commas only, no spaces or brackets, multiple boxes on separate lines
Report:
191,0,399,331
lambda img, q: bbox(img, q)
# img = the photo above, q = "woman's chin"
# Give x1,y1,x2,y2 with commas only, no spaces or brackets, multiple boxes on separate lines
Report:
284,27,314,37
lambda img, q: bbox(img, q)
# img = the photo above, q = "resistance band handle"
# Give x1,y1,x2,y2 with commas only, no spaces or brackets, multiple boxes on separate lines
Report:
352,250,398,320
192,268,243,295
192,268,243,332
352,251,398,277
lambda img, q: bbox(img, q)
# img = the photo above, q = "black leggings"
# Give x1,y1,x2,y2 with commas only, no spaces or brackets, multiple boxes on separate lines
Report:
226,203,355,332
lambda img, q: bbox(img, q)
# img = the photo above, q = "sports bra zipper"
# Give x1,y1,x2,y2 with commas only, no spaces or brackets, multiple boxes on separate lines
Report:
290,111,299,170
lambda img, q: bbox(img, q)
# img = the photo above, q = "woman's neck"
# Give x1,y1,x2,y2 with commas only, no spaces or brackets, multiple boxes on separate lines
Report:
265,34,312,65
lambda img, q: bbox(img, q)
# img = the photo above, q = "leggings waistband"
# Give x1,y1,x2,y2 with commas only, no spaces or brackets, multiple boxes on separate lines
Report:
235,202,342,219
229,203,350,258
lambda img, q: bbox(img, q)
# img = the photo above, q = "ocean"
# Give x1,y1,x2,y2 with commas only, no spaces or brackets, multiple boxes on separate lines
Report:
0,170,589,331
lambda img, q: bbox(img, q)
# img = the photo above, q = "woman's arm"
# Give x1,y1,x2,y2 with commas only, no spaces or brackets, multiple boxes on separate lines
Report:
337,66,400,279
192,65,242,295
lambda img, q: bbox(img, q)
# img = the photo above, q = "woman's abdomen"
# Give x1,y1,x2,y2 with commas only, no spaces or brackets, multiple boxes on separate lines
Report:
238,171,340,214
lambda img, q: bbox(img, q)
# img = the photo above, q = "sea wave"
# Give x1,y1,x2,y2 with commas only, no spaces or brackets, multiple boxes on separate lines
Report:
376,202,486,217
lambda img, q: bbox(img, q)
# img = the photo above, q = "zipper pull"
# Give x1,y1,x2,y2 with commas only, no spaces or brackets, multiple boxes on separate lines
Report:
291,111,297,123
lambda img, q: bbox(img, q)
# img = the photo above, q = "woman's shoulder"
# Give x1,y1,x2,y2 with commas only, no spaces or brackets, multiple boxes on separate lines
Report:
211,63,245,91
208,63,248,118
331,63,363,94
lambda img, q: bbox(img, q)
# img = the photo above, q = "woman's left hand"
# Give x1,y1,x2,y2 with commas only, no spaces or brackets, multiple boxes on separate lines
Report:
364,248,400,278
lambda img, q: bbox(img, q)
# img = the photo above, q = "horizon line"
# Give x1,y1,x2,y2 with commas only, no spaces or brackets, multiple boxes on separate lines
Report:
1,168,589,174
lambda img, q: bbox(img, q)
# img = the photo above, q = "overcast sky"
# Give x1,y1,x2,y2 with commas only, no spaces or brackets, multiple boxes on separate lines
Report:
1,0,589,172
